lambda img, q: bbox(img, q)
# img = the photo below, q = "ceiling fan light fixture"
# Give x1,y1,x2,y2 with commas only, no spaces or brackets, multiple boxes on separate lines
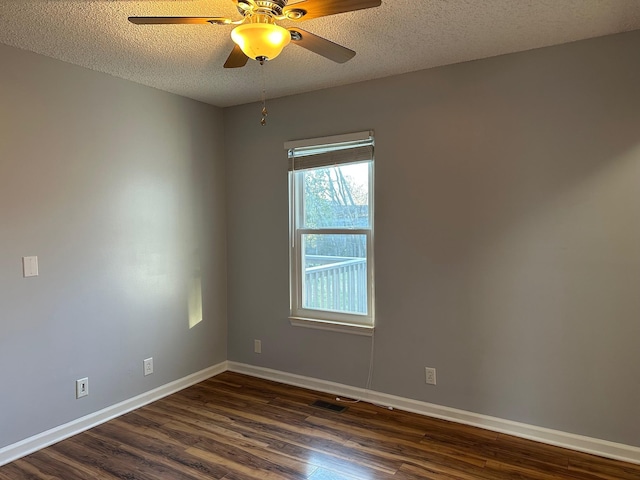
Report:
231,21,290,61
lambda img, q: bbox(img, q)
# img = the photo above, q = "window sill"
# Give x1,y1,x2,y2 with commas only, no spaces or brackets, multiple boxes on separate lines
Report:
289,317,374,336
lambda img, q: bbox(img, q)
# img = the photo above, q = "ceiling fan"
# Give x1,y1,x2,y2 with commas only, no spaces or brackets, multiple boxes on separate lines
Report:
129,0,382,68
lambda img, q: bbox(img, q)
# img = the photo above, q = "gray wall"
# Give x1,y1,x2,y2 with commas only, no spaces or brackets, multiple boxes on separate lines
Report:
225,30,640,447
0,44,227,448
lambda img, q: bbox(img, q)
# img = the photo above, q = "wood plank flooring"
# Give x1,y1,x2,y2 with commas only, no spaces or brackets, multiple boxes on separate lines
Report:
1,371,639,479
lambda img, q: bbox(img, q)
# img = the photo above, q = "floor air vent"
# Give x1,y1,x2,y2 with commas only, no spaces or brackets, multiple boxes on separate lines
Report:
311,399,347,413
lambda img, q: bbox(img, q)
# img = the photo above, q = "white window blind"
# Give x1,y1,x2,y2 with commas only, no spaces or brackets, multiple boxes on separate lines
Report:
286,131,374,171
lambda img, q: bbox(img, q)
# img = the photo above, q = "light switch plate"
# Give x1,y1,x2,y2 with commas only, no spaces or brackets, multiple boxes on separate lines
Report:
76,377,89,398
22,256,39,277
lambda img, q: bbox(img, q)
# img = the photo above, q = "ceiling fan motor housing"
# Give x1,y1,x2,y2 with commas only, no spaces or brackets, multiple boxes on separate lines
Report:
238,0,288,17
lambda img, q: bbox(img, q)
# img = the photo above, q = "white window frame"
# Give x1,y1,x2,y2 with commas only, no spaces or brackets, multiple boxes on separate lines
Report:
286,131,375,335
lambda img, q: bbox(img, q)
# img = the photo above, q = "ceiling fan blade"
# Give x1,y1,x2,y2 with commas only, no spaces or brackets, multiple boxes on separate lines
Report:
128,17,233,25
284,0,381,21
224,45,249,68
288,28,355,63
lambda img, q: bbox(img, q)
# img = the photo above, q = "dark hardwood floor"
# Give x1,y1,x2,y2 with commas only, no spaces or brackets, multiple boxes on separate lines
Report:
2,371,639,479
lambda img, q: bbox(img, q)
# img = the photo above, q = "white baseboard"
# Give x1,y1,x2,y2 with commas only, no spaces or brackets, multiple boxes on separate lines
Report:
0,361,228,467
227,361,640,466
4,360,639,468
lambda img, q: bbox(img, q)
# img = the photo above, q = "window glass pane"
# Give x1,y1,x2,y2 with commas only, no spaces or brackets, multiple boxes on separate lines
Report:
302,162,370,229
302,234,367,315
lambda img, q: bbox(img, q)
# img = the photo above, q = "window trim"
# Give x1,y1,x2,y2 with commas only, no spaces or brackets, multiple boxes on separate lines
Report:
288,316,375,336
286,131,375,333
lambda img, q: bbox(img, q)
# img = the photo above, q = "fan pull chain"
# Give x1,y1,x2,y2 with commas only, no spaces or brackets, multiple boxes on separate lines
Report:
260,60,268,126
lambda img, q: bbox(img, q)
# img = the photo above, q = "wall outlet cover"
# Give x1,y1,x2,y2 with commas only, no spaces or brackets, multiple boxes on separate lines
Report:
425,367,437,385
144,357,153,376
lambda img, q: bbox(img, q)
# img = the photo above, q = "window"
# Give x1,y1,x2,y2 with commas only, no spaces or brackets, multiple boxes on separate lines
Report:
286,131,374,333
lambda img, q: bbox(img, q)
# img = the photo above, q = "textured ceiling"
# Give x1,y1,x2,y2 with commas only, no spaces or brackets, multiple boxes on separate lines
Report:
1,1,640,107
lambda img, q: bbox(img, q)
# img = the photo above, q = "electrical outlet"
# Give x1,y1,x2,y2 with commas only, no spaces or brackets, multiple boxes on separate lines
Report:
76,377,89,398
425,367,437,385
254,339,262,354
144,357,153,376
